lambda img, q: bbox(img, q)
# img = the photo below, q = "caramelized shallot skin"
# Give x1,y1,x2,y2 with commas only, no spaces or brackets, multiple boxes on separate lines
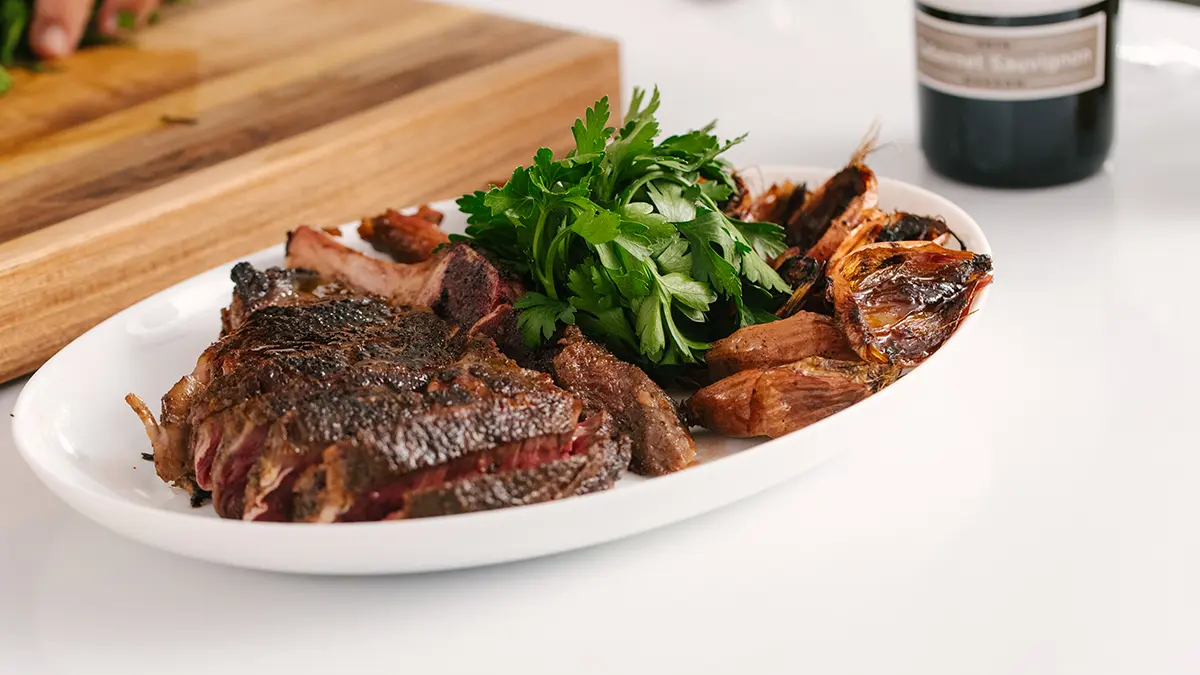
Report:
876,213,954,245
685,357,900,438
786,165,876,254
732,179,809,226
723,172,752,219
785,129,879,257
775,255,826,318
826,208,893,272
831,242,993,367
706,311,856,379
357,206,449,263
775,252,822,287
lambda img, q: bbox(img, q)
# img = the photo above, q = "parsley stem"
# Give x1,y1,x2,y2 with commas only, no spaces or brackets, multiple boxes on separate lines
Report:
543,226,572,296
617,170,670,208
530,207,556,298
531,208,547,261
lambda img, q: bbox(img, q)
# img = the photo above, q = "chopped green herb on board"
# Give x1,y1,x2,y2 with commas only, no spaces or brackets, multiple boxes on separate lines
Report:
0,0,185,95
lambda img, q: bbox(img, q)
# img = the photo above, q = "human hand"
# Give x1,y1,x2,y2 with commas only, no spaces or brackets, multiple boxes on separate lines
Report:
30,0,162,59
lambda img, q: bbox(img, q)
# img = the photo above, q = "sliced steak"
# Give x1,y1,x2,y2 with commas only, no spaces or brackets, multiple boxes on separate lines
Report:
199,298,460,429
127,267,632,521
398,411,631,519
224,264,319,334
285,226,694,477
548,326,696,476
239,339,580,521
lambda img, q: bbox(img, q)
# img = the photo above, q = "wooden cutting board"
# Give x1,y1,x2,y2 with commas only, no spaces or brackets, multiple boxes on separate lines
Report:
0,0,619,383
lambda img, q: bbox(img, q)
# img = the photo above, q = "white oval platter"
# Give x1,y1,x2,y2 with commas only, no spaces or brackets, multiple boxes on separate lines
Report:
12,167,992,575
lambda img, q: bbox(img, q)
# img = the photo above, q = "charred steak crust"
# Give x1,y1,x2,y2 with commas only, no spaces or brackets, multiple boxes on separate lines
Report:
399,453,592,519
222,264,332,335
549,327,696,476
399,410,631,519
131,264,623,521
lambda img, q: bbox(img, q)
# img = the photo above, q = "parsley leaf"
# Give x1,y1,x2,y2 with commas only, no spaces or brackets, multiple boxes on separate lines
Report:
484,166,539,220
699,180,734,204
732,218,789,260
659,272,716,311
561,196,621,245
572,95,614,156
634,295,666,360
568,262,638,351
513,293,576,347
655,238,692,275
620,202,677,245
646,181,696,223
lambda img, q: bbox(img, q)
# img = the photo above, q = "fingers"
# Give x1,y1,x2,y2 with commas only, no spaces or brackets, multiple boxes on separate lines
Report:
29,0,94,59
98,0,162,33
29,0,163,59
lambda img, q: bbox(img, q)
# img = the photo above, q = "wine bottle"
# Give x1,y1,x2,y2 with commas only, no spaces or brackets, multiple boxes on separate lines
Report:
916,1,1118,187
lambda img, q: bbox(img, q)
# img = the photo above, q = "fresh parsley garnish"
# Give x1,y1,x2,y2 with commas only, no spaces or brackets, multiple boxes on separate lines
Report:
0,0,30,94
457,87,790,371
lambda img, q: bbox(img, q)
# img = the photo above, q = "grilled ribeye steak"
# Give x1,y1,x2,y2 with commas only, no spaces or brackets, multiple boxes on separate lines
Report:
546,326,696,476
286,226,522,334
127,265,629,521
285,225,697,476
400,410,631,519
221,263,356,335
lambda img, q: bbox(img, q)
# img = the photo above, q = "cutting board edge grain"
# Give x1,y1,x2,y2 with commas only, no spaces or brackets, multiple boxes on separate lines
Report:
0,31,620,383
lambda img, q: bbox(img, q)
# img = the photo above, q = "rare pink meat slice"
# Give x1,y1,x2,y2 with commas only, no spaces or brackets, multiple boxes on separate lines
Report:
225,332,581,521
328,433,574,522
274,411,629,522
127,278,573,516
210,421,270,518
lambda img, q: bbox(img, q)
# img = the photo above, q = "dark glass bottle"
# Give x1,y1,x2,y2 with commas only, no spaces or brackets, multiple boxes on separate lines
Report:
916,1,1118,187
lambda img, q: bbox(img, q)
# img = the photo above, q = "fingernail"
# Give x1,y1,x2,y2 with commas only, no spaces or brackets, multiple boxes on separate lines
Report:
37,24,71,58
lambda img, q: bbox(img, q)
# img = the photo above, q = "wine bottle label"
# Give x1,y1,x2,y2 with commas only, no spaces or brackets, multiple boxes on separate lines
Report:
916,8,1107,100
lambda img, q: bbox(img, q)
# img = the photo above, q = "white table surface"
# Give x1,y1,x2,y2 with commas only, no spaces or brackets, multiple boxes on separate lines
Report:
3,0,1199,673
